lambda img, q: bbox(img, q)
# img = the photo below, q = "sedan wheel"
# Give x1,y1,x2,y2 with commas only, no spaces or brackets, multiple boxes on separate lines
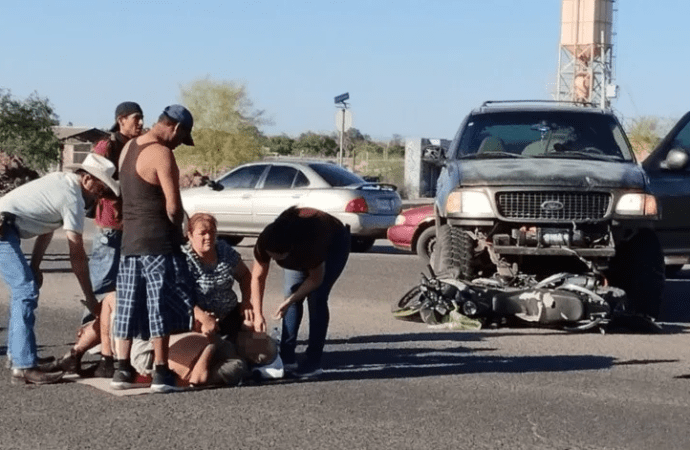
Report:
218,236,244,246
350,236,376,253
415,226,436,262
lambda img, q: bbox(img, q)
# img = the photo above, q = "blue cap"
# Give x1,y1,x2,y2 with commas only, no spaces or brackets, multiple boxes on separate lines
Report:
163,104,194,146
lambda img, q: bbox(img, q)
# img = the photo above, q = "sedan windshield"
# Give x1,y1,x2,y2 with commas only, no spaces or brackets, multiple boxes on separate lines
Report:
454,111,634,161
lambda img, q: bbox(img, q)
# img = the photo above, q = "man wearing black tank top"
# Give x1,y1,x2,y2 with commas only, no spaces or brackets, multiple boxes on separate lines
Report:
111,105,196,393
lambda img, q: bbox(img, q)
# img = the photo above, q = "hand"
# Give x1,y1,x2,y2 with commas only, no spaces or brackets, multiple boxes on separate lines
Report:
273,296,299,320
198,312,218,337
253,314,267,333
32,268,43,289
200,318,218,337
80,298,101,318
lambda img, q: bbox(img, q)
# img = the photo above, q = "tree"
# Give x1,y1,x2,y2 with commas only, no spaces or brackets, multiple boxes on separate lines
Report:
266,135,294,156
293,132,337,157
625,116,675,161
0,89,60,171
176,78,269,176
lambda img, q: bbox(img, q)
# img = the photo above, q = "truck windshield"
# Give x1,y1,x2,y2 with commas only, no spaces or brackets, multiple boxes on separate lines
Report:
454,111,634,161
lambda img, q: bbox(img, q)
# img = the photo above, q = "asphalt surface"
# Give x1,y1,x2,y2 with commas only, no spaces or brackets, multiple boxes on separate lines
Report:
2,229,690,449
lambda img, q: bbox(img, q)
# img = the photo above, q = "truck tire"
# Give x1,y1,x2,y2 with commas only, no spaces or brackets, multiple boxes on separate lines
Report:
433,224,475,280
415,226,436,262
607,229,665,319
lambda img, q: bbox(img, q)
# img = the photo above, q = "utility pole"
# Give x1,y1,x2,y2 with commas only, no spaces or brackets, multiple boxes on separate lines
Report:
334,92,350,167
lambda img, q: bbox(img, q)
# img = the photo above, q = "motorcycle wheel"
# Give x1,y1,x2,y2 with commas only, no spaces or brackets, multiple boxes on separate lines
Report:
391,285,425,322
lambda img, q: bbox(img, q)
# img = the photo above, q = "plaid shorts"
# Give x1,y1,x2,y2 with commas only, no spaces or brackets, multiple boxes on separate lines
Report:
114,253,194,340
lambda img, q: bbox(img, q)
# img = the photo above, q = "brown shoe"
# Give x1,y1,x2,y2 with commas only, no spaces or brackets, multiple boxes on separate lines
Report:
11,368,64,385
41,350,81,373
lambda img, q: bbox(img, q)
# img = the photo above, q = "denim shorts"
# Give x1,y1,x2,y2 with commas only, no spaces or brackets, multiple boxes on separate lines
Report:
89,228,122,297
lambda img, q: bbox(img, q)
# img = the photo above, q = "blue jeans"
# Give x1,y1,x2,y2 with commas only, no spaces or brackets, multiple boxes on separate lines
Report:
0,226,40,369
280,227,350,367
83,227,122,323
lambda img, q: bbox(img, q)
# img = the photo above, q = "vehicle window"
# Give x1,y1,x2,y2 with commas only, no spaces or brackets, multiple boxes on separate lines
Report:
218,165,266,189
309,163,364,187
262,166,298,189
456,111,633,160
294,171,310,188
671,120,690,151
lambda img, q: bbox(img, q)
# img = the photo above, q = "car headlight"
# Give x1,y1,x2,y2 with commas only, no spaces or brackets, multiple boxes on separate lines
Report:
446,190,494,216
615,193,658,216
394,214,406,226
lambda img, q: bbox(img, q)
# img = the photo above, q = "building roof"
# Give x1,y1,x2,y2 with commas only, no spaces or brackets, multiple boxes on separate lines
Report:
52,126,109,143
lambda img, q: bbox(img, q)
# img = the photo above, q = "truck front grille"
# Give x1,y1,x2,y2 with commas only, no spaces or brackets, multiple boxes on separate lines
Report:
496,192,610,221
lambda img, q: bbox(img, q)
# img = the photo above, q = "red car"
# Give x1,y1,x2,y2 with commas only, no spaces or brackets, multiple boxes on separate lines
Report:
386,204,436,261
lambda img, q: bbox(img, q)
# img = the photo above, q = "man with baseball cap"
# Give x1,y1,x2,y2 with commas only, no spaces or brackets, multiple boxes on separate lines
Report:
0,153,119,384
111,104,195,393
47,101,144,378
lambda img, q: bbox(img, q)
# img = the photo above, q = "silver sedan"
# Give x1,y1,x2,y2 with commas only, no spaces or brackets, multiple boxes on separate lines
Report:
181,160,402,252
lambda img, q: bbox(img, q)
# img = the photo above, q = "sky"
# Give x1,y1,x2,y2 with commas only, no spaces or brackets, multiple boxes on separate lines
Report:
2,0,688,141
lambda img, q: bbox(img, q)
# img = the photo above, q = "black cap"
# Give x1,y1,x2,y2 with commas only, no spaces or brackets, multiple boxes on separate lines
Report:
109,101,143,132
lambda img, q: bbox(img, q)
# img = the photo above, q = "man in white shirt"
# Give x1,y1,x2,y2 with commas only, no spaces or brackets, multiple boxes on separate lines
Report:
0,153,119,385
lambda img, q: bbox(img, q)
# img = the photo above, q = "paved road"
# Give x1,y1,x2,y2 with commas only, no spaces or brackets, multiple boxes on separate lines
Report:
1,231,690,450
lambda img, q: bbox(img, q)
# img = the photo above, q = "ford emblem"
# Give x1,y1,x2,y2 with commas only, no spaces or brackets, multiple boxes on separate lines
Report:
541,200,564,211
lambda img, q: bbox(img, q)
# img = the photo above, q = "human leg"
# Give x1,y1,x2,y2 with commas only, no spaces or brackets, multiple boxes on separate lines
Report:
302,228,351,371
111,256,140,388
144,254,194,393
83,228,121,324
280,268,306,365
0,228,39,370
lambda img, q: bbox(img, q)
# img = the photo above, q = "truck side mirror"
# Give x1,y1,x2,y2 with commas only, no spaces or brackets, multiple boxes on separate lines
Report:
660,148,689,170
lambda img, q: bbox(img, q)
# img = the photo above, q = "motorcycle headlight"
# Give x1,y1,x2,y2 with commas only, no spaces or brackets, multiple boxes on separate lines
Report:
446,190,494,216
615,193,658,217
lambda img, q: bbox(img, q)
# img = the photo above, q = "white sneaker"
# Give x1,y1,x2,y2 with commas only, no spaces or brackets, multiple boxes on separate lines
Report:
252,354,285,380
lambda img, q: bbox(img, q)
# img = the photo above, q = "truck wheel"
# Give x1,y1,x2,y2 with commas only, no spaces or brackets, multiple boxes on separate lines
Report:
607,229,665,319
433,224,475,280
415,226,436,262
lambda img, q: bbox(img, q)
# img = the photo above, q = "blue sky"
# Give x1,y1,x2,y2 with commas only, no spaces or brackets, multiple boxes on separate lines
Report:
2,0,687,140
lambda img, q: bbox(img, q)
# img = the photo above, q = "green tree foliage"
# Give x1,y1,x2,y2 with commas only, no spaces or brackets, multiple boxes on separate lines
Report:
625,116,675,161
0,89,60,171
293,132,337,157
176,78,267,176
265,135,294,156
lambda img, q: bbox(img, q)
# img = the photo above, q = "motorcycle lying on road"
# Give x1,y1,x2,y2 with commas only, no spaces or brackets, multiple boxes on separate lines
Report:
392,266,661,333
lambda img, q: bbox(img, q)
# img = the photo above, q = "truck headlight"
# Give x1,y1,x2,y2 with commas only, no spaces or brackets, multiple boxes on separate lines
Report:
615,193,658,216
446,190,494,216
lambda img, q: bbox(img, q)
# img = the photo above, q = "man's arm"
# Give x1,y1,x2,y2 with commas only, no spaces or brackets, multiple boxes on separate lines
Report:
154,147,184,231
65,230,100,316
248,259,270,333
30,232,54,288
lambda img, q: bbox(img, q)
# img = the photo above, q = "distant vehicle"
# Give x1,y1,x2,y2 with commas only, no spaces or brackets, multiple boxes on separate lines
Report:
181,160,402,252
387,204,435,261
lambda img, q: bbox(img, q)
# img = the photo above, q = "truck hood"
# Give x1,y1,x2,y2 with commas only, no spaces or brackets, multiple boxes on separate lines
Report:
455,158,646,190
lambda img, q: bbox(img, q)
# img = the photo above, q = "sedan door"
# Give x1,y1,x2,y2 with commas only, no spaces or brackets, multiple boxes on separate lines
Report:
207,164,268,234
643,112,690,258
251,164,310,232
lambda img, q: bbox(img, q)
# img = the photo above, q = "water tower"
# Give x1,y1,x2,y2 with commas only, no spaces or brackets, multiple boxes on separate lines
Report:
556,0,617,108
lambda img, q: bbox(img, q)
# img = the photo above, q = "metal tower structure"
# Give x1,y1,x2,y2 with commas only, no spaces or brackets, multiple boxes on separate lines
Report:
556,0,617,108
